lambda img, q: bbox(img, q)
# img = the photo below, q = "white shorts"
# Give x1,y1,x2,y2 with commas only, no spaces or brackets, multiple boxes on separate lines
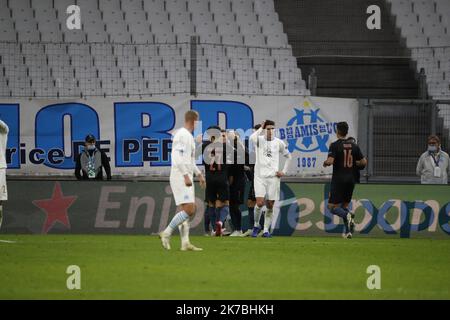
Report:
0,169,7,201
254,175,280,201
170,173,195,205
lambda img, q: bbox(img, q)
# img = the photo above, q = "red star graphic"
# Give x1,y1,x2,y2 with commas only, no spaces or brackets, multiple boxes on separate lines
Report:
32,182,78,234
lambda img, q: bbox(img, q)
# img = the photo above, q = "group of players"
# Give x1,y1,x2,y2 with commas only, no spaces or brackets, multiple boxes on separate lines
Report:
159,110,367,251
198,119,292,239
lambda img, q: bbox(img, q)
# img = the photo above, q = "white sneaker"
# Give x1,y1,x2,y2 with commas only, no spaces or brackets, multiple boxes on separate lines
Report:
181,243,203,251
230,230,242,237
241,229,252,237
258,230,264,237
159,232,171,250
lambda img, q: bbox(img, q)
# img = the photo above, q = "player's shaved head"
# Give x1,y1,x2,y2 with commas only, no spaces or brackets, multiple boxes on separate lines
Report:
336,122,349,137
185,110,199,122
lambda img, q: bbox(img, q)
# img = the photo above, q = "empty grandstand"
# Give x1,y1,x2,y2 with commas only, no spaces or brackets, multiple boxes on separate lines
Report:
0,0,308,98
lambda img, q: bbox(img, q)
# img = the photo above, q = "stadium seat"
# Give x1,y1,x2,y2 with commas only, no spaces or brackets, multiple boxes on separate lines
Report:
38,19,60,32
99,0,121,11
257,12,279,25
132,32,155,44
55,0,77,19
428,35,450,46
143,0,165,12
18,29,40,42
236,12,258,25
213,12,235,25
154,33,176,43
231,0,254,13
210,0,232,13
217,22,239,35
240,23,262,35
77,0,99,11
266,34,288,47
45,43,67,55
64,30,87,42
88,31,109,43
390,0,413,16
125,10,147,24
11,7,34,20
34,8,57,21
198,33,221,44
122,0,144,12
412,0,434,15
31,0,53,10
196,20,217,36
188,0,209,13
244,34,266,46
222,34,244,46
8,0,31,10
165,0,187,14
192,12,214,25
261,21,284,36
173,21,195,35
254,0,275,14
0,8,11,20
151,20,172,34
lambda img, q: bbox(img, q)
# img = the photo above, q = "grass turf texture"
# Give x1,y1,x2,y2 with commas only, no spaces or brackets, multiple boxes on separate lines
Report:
0,235,449,299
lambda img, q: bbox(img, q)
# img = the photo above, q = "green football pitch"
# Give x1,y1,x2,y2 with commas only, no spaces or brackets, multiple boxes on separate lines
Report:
0,235,449,299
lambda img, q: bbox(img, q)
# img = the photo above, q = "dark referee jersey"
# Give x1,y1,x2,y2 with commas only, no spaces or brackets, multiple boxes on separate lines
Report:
328,138,364,183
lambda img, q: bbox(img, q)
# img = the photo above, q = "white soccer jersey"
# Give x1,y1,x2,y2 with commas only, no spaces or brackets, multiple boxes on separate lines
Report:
0,120,9,169
170,127,201,177
250,127,291,178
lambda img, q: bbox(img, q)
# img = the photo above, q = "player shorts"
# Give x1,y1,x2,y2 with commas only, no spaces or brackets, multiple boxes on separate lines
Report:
328,179,355,205
254,175,280,201
0,169,7,201
230,176,246,205
170,173,195,206
205,174,229,203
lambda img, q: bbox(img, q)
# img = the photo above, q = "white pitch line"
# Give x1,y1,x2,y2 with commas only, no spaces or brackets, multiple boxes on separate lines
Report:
0,240,17,243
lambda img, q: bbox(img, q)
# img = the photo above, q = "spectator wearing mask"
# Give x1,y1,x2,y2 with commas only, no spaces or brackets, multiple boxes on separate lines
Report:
75,134,111,180
416,135,449,184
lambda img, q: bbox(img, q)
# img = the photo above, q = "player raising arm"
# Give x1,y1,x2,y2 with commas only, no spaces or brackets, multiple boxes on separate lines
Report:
323,122,367,239
249,120,292,237
159,110,206,251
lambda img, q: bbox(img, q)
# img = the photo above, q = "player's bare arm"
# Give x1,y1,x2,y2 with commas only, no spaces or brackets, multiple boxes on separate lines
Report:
323,156,334,167
356,158,367,168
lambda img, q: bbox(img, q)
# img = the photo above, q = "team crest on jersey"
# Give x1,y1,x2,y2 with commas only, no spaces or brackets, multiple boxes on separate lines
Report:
279,99,337,154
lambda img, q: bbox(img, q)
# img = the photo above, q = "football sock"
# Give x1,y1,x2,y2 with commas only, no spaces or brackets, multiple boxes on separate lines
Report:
254,205,263,228
178,220,190,246
218,205,229,224
203,206,210,232
331,207,347,219
248,206,255,230
263,208,273,233
164,210,189,236
208,206,216,230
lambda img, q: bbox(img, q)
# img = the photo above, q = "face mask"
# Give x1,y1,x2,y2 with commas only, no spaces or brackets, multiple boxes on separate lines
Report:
428,145,437,153
86,144,96,151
